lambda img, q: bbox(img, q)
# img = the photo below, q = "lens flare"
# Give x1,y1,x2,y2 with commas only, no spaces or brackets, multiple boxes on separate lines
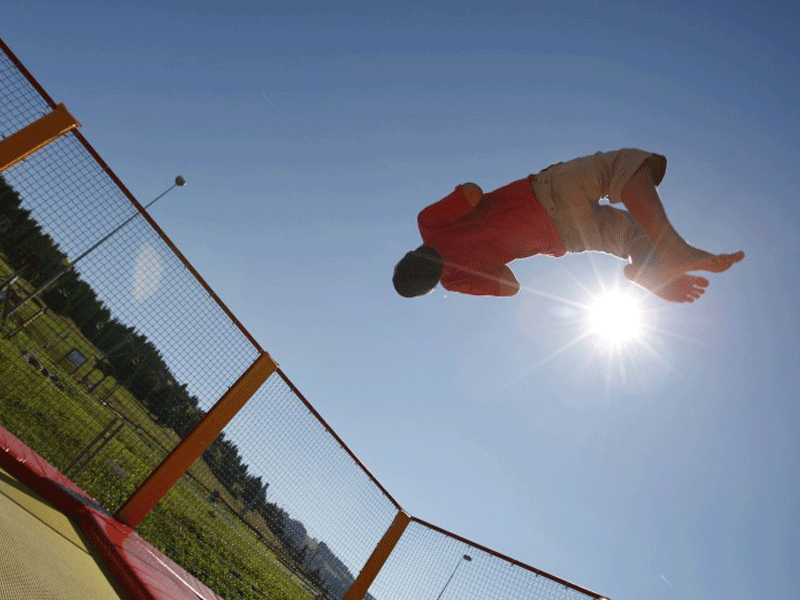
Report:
133,242,165,302
589,292,642,343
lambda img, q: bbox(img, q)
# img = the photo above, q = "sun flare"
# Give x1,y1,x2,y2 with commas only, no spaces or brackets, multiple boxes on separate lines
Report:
588,292,642,344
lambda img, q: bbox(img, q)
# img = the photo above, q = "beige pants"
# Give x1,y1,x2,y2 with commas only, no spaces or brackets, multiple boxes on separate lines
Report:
532,149,667,259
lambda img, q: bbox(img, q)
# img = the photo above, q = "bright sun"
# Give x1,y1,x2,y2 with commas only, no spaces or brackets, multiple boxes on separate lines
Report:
589,292,642,344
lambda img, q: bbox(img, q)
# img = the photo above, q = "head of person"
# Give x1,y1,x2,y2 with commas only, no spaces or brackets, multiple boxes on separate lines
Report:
393,245,443,298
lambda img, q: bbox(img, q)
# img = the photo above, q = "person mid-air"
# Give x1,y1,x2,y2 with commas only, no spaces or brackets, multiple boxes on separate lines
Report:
393,149,744,303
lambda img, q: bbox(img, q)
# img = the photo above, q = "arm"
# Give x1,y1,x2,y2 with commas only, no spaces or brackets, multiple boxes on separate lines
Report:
441,265,520,296
493,266,520,296
417,182,484,230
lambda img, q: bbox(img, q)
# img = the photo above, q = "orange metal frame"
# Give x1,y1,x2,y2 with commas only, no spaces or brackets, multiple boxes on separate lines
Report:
114,352,278,528
343,510,411,600
0,104,79,173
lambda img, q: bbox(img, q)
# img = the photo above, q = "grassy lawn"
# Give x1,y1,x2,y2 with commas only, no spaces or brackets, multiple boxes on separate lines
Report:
0,258,317,600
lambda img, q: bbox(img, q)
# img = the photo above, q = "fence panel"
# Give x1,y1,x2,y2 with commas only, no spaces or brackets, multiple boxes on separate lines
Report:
367,520,603,600
137,370,402,600
0,43,53,136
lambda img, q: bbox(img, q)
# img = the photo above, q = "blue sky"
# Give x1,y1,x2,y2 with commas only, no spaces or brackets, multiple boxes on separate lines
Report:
3,2,799,600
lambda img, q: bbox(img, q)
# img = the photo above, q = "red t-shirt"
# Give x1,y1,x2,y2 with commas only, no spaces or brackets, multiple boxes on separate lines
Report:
417,176,566,296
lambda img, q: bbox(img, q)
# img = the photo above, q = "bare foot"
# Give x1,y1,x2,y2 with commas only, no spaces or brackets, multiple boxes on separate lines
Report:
625,263,710,303
657,241,745,276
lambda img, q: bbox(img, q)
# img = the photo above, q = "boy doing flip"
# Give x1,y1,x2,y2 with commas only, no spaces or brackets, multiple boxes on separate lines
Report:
393,149,744,303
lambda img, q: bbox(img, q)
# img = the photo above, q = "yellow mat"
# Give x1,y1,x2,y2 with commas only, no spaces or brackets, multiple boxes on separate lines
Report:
0,467,128,600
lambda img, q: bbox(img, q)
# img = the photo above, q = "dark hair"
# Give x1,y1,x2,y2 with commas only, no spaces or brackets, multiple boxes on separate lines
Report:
393,245,443,297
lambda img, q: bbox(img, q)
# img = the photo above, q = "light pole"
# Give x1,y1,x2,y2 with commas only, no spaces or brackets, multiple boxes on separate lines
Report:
435,554,472,600
3,176,186,322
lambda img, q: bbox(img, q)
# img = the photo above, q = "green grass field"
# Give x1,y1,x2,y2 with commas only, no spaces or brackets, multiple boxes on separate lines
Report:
0,258,316,600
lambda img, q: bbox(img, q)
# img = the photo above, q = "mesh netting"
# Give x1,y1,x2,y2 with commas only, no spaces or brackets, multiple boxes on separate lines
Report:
138,370,401,600
2,136,260,410
0,36,606,600
0,44,54,137
368,520,601,600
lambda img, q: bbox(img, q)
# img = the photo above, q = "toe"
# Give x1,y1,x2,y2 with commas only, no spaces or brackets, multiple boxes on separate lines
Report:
689,275,710,287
